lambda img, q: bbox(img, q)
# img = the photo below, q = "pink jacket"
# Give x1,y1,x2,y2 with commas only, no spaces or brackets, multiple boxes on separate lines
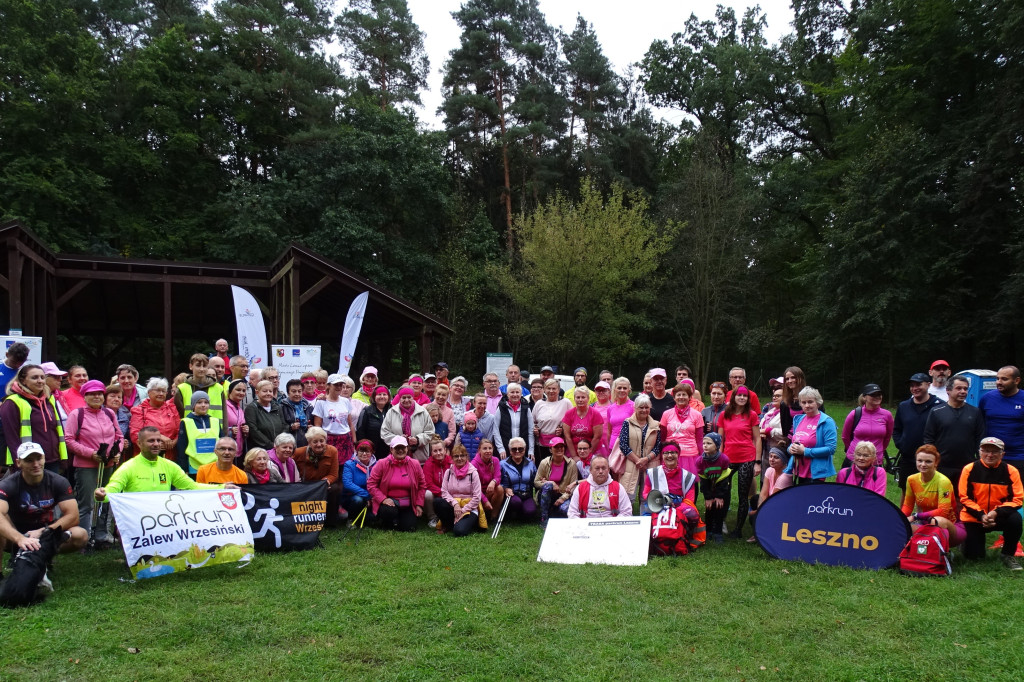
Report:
66,407,124,468
367,455,426,514
129,399,181,453
441,465,482,514
836,465,887,496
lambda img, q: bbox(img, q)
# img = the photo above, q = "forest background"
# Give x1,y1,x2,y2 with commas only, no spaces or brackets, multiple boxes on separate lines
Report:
1,0,1021,399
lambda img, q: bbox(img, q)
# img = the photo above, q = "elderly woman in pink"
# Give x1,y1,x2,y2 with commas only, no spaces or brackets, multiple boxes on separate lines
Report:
590,381,613,454
561,386,604,463
532,378,572,463
659,383,705,475
437,443,483,536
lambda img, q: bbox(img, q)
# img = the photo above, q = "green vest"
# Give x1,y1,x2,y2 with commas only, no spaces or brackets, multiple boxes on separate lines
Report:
178,382,225,422
4,393,67,465
182,416,222,472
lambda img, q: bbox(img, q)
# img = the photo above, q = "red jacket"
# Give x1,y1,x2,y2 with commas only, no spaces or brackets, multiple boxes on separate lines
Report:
129,399,181,456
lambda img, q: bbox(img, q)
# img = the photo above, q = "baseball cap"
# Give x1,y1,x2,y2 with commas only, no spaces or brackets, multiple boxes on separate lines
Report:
423,373,436,381
434,362,448,370
327,373,345,385
595,381,611,390
980,437,1005,451
650,368,667,379
861,383,883,396
40,362,67,377
389,436,409,448
909,372,931,383
930,360,950,370
549,436,565,447
17,442,45,460
81,380,106,395
540,365,554,373
360,366,378,380
769,376,784,388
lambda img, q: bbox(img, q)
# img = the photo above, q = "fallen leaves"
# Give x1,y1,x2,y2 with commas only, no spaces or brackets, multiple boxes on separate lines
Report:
552,590,561,595
954,643,968,648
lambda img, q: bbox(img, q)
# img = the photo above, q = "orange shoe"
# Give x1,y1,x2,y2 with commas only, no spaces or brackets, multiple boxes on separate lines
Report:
991,535,1005,550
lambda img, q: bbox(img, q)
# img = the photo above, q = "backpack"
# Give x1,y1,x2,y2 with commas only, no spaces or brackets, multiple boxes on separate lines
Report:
649,499,706,557
899,524,952,577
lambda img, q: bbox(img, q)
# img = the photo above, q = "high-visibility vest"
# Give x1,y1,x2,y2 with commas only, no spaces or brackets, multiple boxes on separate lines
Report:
178,382,225,422
182,416,222,472
4,393,67,465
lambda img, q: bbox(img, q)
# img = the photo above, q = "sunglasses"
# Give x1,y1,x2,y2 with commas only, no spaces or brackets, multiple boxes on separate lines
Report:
510,447,525,452
710,382,727,390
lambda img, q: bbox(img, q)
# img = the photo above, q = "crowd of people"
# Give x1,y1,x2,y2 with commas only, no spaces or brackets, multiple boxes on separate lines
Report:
1,341,1022,600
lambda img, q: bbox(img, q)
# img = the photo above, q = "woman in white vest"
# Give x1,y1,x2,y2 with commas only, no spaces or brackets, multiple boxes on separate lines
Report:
641,444,697,514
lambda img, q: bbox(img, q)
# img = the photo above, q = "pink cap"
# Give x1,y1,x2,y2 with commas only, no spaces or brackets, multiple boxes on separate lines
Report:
650,368,667,379
595,381,611,390
40,362,66,376
550,437,565,447
81,380,107,394
360,366,378,379
389,436,409,448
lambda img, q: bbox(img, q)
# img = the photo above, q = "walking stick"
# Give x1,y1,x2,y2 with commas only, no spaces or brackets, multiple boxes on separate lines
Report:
88,443,110,551
491,495,512,539
343,506,368,545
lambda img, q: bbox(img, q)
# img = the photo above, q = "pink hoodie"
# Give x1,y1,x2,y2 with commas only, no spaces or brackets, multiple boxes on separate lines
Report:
66,407,123,468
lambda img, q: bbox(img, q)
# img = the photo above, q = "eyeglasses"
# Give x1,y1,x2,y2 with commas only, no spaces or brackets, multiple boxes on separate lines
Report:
510,447,525,452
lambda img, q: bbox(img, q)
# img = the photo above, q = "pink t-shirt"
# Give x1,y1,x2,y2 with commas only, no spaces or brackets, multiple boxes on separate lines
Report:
660,406,704,473
719,410,759,463
605,400,635,456
561,408,605,453
792,414,821,478
385,465,413,503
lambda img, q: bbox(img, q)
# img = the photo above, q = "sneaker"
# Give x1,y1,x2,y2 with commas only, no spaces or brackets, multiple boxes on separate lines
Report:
713,534,724,544
37,571,54,595
1001,555,1023,571
991,535,1005,550
428,518,438,529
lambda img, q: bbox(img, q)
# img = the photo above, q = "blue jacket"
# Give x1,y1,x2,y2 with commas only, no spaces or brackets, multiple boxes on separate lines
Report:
784,412,838,480
457,428,484,459
341,456,376,498
500,457,538,497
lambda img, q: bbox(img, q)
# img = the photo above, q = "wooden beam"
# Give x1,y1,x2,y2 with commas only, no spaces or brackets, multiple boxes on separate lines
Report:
56,280,91,308
0,272,9,291
268,257,294,286
15,240,55,274
163,282,172,378
56,269,266,288
288,267,300,343
299,276,331,306
7,245,22,329
419,327,433,373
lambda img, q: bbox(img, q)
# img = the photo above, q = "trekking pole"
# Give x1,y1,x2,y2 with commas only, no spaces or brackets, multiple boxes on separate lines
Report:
491,495,512,539
88,443,110,551
343,506,367,544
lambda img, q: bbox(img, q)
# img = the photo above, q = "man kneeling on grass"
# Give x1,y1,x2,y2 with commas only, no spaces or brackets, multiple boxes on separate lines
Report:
958,437,1023,571
94,427,237,502
0,443,88,594
567,456,632,518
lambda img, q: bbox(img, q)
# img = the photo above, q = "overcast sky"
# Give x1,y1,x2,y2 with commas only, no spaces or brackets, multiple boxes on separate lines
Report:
399,0,796,128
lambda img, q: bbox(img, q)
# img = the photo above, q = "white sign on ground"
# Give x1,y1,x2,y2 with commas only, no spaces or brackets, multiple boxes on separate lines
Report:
537,516,651,566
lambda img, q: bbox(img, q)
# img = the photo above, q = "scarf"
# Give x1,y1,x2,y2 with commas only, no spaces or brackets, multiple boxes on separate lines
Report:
124,386,138,407
251,468,271,484
397,388,416,435
673,403,691,421
451,460,471,478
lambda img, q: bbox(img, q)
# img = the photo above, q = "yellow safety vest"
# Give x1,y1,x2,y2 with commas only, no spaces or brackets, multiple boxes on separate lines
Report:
182,416,222,472
178,382,225,422
4,393,67,465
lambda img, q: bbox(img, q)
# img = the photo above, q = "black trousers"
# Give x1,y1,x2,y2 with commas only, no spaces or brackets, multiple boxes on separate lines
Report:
376,503,418,532
435,498,479,537
963,513,1023,559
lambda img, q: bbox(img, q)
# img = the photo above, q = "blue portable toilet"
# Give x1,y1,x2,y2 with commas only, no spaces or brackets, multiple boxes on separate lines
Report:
958,369,997,406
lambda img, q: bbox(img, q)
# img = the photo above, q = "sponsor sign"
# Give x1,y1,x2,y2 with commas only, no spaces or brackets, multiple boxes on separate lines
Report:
240,481,328,552
485,353,513,385
755,482,911,570
537,516,651,566
271,345,322,385
338,292,369,376
107,490,255,579
0,335,42,365
231,285,268,369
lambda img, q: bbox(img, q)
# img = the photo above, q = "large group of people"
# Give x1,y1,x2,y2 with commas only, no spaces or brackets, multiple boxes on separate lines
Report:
1,341,1023,601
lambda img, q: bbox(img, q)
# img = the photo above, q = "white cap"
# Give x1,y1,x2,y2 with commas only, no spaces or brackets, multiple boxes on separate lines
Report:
16,442,45,460
327,373,345,385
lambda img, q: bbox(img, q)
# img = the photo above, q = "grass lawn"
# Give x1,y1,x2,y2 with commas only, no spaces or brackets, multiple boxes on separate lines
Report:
3,402,1023,681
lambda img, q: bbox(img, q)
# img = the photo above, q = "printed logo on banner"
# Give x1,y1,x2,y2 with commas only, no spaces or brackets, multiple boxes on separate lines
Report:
754,483,911,571
239,308,256,318
240,482,328,552
219,492,237,510
292,348,300,356
276,348,285,357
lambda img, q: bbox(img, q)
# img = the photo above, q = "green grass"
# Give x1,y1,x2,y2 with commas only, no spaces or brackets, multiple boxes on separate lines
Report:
2,401,1023,681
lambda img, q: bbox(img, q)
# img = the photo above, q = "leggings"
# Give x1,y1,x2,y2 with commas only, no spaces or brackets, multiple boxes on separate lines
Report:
537,483,569,523
730,461,756,535
435,499,479,537
376,503,418,532
506,493,537,521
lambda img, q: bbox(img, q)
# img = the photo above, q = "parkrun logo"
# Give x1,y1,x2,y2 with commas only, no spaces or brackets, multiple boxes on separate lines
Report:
807,496,853,517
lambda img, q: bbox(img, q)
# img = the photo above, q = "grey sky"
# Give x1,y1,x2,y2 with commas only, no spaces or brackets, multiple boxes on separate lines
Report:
402,0,795,129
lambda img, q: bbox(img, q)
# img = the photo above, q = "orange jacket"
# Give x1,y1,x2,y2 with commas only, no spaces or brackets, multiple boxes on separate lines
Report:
958,459,1023,524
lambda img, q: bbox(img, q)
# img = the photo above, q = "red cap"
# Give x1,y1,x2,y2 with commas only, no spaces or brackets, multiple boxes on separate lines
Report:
930,359,950,370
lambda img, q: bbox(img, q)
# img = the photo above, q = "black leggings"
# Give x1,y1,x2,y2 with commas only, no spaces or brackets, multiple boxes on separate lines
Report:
435,499,479,537
376,503,418,532
731,461,755,535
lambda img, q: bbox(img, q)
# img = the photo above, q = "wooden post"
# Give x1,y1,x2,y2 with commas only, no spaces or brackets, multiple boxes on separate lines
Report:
419,327,433,373
7,245,22,330
401,338,410,379
163,282,173,378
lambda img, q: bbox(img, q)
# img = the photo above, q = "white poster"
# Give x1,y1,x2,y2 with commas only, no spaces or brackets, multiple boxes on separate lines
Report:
107,489,255,579
486,353,513,385
231,285,268,369
272,345,322,384
338,291,369,376
0,336,42,365
537,517,651,566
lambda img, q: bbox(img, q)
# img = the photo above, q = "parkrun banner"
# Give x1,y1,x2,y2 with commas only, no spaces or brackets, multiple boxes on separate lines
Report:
108,490,255,579
240,481,328,552
755,483,911,570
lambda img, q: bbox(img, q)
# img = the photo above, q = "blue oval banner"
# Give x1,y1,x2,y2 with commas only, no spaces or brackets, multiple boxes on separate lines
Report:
755,483,911,570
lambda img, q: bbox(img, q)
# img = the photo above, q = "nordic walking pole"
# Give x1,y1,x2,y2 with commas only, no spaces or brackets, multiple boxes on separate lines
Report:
491,495,512,539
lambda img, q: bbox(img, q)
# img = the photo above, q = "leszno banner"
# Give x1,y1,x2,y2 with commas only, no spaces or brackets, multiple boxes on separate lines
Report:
231,285,268,370
107,489,255,579
240,481,328,552
338,291,369,376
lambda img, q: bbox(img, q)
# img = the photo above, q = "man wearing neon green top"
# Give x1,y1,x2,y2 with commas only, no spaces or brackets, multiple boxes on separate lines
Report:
94,427,237,502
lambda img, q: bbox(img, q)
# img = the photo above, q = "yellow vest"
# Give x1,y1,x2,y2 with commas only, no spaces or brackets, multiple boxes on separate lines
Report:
4,393,67,465
182,416,222,472
178,382,226,422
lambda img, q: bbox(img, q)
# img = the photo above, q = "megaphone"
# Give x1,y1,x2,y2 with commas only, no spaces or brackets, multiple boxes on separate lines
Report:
646,489,669,514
